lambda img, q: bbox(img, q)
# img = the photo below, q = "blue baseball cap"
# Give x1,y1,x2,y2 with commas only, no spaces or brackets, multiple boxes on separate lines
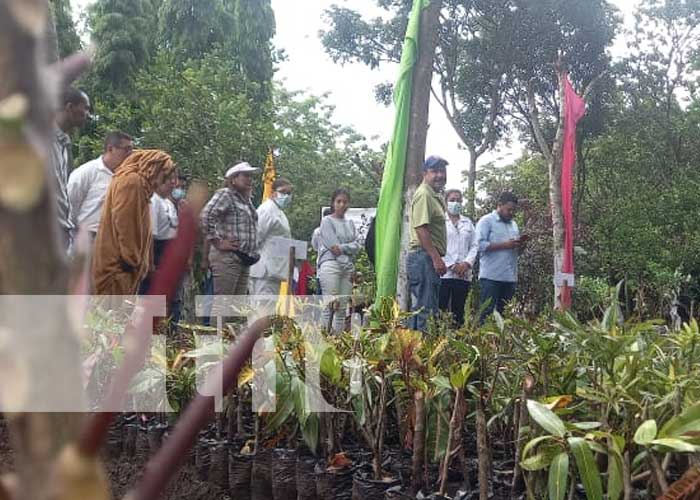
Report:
423,155,449,171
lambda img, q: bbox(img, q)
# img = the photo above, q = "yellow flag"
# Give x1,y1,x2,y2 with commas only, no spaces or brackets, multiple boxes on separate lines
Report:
262,149,276,201
275,281,295,317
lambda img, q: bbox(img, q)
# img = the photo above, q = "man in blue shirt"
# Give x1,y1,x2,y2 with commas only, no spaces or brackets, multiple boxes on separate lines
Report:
475,192,527,322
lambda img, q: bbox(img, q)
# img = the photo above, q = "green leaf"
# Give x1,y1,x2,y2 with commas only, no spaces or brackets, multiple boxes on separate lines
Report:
586,440,607,455
430,375,451,392
527,400,567,438
521,435,556,460
128,367,165,394
570,422,602,431
493,310,505,332
548,452,568,500
650,438,699,453
265,396,294,432
320,347,342,386
633,419,657,445
301,414,319,455
568,437,603,500
631,450,648,472
292,376,309,426
449,363,473,389
521,450,555,471
659,402,700,438
607,451,623,500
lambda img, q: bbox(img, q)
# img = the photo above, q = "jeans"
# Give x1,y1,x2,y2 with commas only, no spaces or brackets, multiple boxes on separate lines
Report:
407,250,441,332
479,278,516,323
439,279,471,327
318,260,353,333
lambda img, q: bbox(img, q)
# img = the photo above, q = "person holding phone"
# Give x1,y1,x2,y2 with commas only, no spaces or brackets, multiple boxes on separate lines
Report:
475,192,525,322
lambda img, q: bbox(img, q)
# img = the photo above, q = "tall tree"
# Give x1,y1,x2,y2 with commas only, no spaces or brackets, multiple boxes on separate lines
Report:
50,0,82,58
88,0,153,91
158,0,233,61
231,0,276,101
432,0,509,214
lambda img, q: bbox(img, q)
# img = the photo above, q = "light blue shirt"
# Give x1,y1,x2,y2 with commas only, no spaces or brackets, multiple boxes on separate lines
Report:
475,211,520,283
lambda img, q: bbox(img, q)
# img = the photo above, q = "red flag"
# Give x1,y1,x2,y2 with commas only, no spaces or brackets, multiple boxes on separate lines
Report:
560,74,586,309
296,261,315,295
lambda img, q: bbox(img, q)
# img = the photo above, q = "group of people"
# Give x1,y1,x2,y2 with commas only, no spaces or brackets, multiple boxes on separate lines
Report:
50,86,364,331
407,155,525,331
52,88,184,314
50,87,522,334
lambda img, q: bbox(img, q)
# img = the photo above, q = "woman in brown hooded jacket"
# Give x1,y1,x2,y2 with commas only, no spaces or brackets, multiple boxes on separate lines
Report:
93,149,176,296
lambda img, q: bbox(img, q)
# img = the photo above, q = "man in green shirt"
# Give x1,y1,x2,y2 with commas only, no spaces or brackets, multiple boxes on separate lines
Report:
407,155,448,332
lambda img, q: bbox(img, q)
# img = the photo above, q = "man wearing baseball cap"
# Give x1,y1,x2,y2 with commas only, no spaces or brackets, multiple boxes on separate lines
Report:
407,155,449,332
200,161,261,298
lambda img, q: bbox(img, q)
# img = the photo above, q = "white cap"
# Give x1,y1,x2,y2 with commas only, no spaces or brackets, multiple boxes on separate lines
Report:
225,161,260,178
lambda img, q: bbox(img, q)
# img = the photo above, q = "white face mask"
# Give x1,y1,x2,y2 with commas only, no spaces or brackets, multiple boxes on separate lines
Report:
275,192,292,209
447,201,463,215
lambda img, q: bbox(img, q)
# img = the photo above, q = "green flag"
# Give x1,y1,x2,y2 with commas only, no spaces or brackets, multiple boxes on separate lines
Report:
375,0,429,299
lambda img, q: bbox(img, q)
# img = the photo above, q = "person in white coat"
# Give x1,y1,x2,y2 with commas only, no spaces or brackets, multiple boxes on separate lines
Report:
439,189,478,326
249,178,294,295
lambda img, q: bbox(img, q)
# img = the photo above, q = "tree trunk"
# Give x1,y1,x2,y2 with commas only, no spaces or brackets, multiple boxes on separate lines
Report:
456,398,471,492
476,397,491,500
467,145,478,217
622,450,632,500
411,391,426,496
527,74,566,310
548,76,566,310
439,389,464,496
0,2,91,499
511,377,534,497
476,396,491,500
397,0,441,307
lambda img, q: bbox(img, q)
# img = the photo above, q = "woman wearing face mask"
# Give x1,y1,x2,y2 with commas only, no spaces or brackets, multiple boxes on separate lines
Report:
249,178,295,295
318,188,360,333
439,189,479,327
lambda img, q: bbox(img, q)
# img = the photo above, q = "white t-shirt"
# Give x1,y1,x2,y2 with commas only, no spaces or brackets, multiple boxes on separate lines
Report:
150,194,178,240
67,156,114,233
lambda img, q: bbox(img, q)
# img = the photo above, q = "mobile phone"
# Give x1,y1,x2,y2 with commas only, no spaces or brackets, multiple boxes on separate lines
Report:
519,234,531,242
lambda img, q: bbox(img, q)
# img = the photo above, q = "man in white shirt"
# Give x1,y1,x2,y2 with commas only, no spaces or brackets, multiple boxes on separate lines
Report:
67,131,134,240
249,178,294,296
439,189,478,326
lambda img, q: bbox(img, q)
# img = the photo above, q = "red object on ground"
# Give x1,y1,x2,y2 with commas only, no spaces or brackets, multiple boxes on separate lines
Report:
296,260,314,295
560,73,587,310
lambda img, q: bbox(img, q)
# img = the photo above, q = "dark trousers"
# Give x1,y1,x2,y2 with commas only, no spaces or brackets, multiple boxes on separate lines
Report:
439,279,471,327
201,269,214,327
138,239,170,295
479,278,516,323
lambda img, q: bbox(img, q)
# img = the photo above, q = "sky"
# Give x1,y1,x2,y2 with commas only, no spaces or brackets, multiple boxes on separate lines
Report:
72,0,640,190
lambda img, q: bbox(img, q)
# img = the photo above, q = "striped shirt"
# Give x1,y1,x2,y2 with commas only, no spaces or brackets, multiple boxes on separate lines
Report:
200,187,259,255
50,128,75,232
